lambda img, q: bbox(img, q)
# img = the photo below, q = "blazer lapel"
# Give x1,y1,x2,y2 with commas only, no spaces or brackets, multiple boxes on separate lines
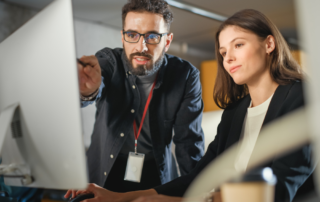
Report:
225,95,251,148
263,83,293,126
257,83,293,168
224,83,293,151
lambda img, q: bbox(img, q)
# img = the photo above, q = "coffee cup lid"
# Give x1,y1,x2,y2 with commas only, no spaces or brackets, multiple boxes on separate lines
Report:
230,167,277,185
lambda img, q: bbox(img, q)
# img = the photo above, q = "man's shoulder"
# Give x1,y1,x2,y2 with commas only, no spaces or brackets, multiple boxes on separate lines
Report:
95,47,123,64
165,54,199,74
96,47,123,56
94,47,124,73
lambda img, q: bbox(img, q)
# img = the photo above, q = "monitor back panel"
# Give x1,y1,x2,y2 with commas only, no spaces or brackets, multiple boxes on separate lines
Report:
0,0,87,190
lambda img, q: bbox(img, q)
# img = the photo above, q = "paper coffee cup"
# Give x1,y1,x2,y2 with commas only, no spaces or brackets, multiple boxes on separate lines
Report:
221,167,277,202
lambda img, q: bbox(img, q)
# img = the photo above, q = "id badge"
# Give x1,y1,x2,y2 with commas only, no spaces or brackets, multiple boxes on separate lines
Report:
124,152,145,183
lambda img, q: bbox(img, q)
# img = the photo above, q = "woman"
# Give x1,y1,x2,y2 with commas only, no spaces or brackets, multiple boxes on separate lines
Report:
66,9,314,202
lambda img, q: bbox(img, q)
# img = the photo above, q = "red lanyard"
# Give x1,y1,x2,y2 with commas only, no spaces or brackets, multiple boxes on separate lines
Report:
133,74,158,154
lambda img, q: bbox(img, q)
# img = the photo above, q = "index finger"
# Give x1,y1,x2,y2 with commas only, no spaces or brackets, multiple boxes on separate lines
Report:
64,190,72,198
85,183,105,195
77,58,88,67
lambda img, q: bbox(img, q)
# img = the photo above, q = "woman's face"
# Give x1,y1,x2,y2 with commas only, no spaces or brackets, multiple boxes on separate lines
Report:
219,26,272,86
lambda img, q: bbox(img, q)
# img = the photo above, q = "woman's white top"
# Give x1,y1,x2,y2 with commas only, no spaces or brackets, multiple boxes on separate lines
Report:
235,94,274,172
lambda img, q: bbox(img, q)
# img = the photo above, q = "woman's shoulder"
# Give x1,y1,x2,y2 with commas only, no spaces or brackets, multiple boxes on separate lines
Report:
278,80,304,103
272,80,304,116
288,80,303,95
221,81,303,119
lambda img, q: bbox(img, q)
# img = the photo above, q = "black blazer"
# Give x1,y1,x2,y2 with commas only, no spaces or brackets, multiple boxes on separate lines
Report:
155,81,314,202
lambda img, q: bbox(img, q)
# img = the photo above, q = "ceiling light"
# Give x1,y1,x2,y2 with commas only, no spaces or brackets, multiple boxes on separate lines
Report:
166,0,228,22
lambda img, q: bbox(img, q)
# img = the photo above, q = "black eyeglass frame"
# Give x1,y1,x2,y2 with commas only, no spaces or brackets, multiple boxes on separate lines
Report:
122,30,168,45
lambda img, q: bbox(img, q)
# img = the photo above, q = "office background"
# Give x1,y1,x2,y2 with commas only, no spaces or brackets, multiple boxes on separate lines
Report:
0,0,303,148
0,0,312,201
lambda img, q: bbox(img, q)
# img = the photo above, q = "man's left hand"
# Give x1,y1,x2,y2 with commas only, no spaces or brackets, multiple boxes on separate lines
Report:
65,183,125,202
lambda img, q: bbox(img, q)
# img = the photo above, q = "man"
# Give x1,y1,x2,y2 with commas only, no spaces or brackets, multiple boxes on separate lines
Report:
66,0,204,195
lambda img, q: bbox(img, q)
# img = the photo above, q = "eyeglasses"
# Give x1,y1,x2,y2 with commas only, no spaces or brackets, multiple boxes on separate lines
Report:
123,30,168,45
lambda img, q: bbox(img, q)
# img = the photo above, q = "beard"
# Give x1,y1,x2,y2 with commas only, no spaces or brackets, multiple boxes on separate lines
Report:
123,47,165,76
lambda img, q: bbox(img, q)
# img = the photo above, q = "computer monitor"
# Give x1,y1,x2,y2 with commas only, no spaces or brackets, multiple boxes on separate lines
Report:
0,0,87,190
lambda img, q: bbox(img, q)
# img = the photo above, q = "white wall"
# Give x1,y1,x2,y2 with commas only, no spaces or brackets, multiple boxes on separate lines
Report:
202,110,223,151
0,2,37,43
74,20,122,57
73,19,122,148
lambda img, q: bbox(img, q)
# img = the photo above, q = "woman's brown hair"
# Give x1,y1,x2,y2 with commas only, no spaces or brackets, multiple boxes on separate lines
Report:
213,9,302,109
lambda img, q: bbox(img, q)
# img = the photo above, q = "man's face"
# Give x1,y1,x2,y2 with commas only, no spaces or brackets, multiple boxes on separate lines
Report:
122,11,173,75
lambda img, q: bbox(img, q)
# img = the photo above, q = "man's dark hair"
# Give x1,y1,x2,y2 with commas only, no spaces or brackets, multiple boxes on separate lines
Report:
122,0,174,31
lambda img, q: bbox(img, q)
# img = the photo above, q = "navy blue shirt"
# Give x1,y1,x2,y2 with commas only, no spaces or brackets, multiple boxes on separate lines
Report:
82,48,205,186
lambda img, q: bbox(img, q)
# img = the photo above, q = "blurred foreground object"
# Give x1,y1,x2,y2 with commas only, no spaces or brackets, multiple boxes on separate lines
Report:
221,168,276,202
184,107,309,201
295,0,320,195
